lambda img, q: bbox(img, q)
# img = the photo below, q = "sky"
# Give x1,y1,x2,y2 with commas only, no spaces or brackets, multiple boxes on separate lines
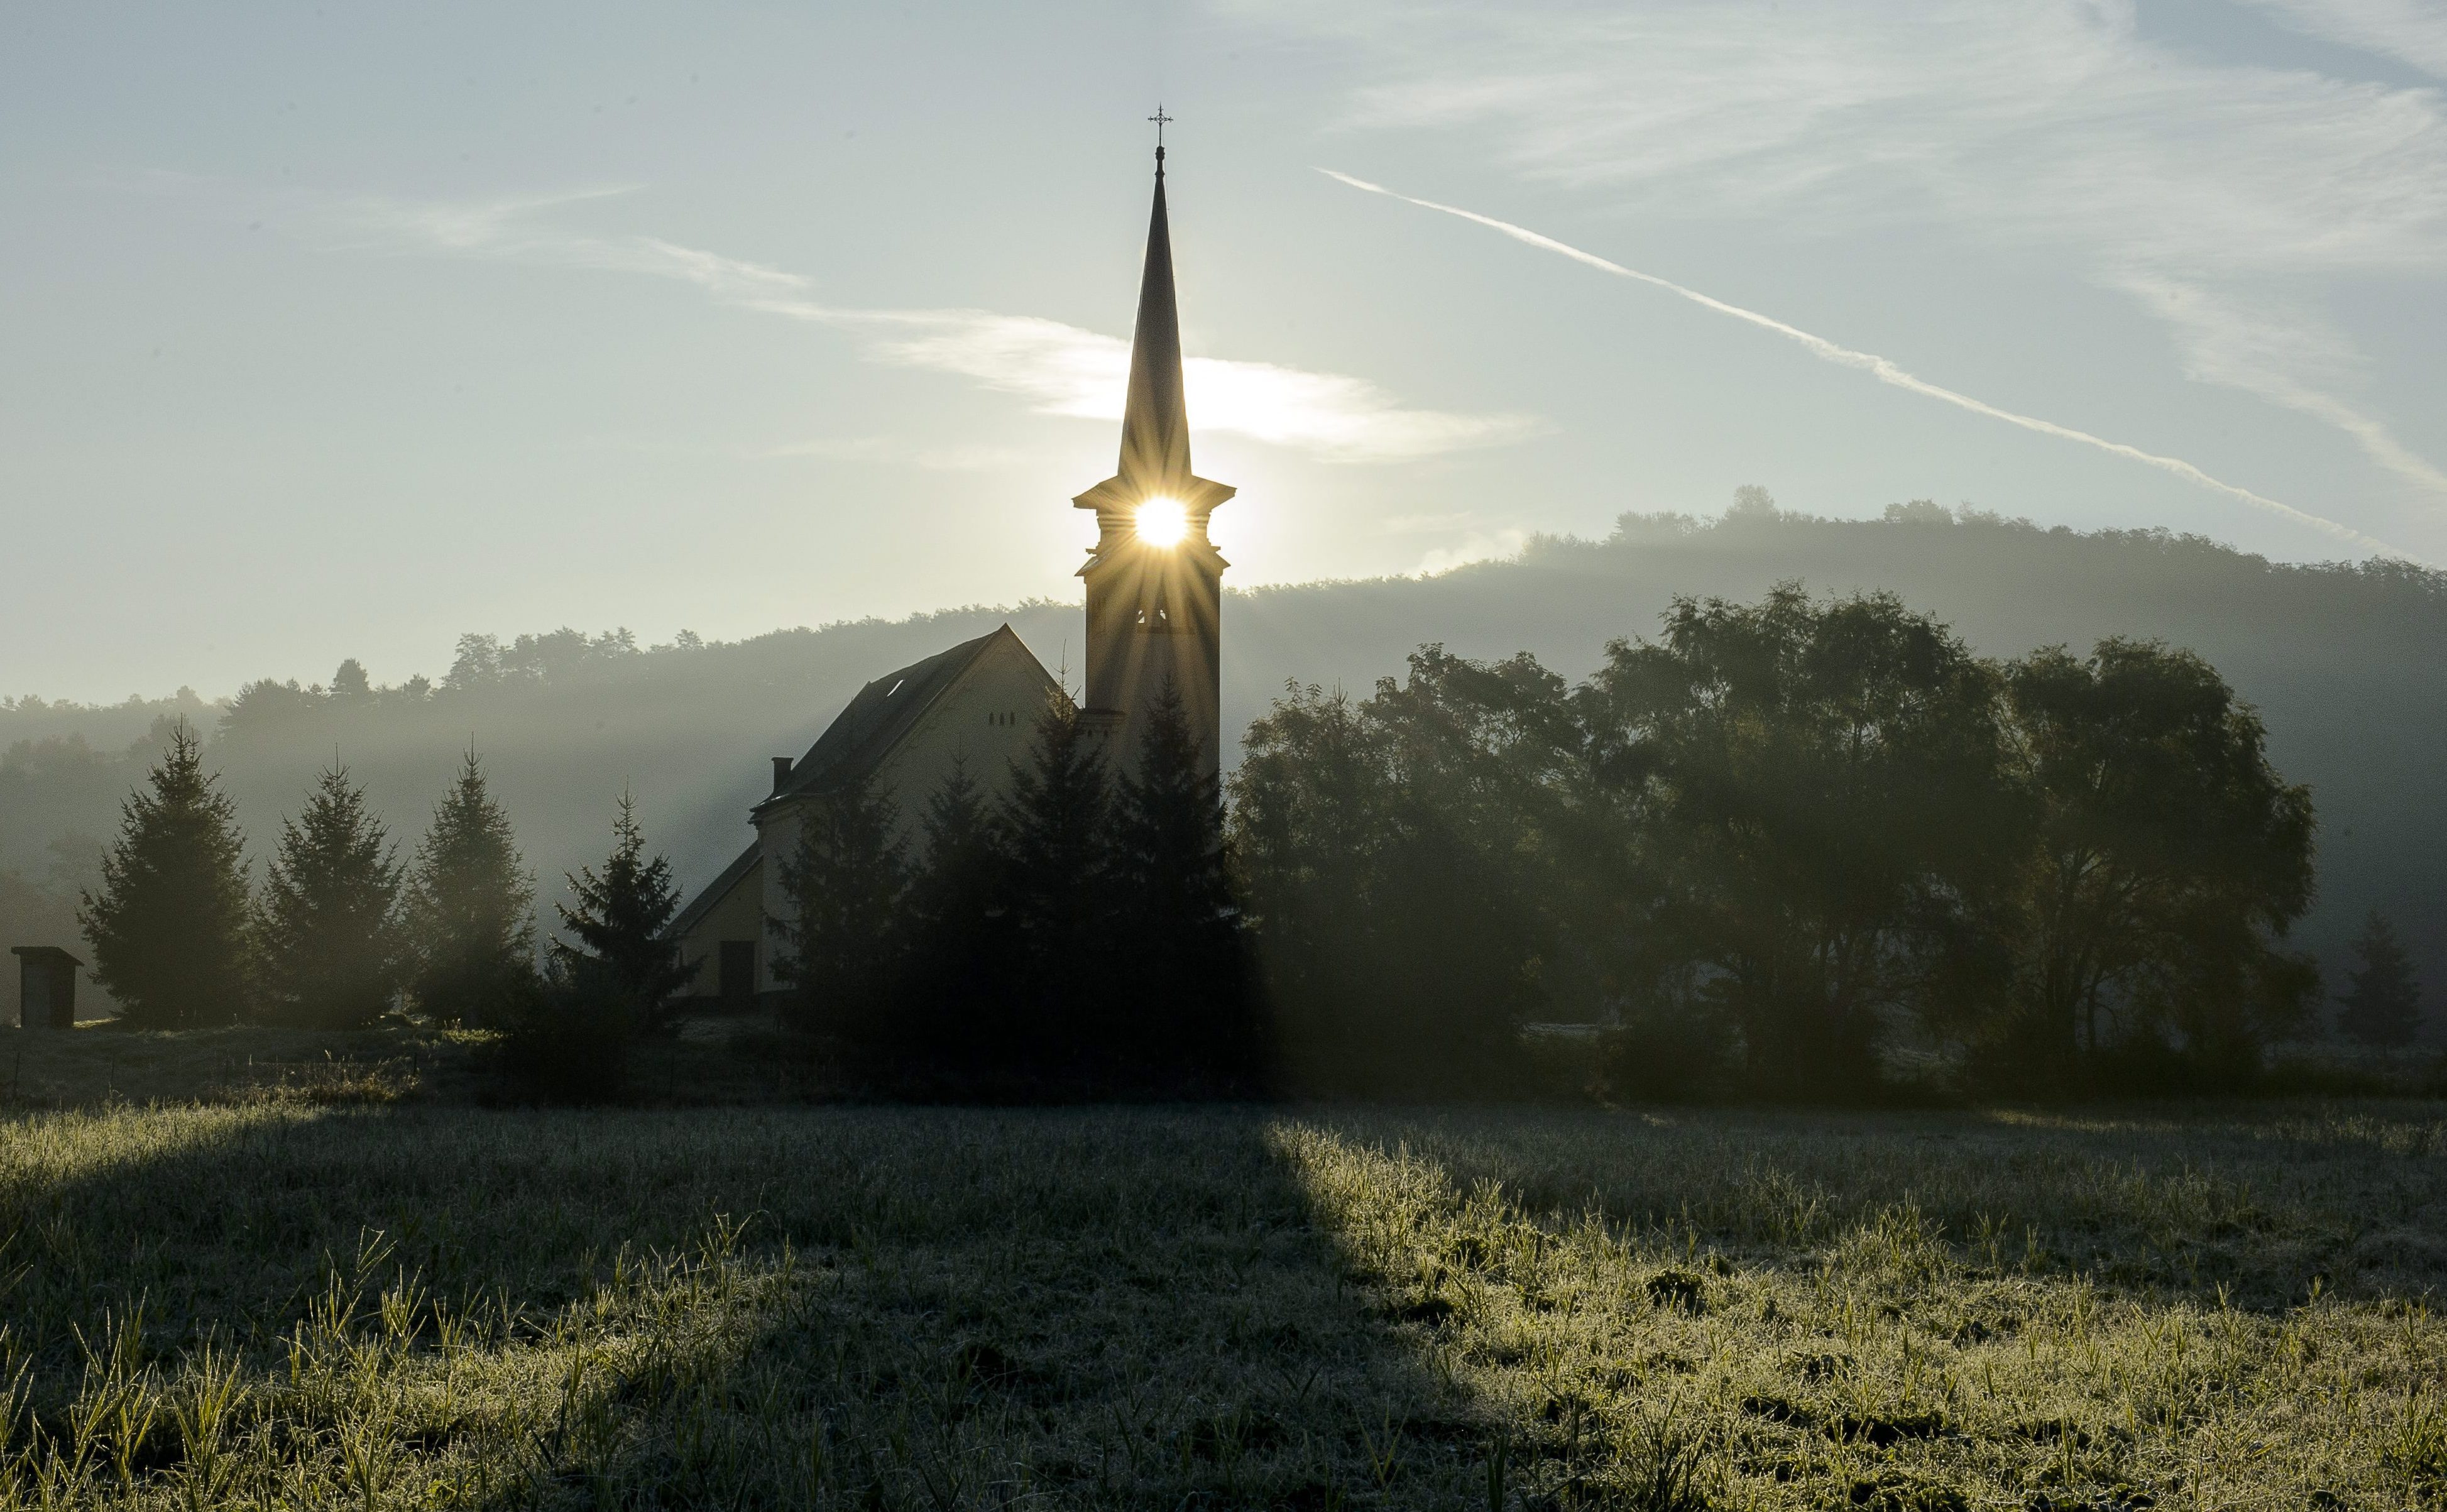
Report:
4,1,2443,703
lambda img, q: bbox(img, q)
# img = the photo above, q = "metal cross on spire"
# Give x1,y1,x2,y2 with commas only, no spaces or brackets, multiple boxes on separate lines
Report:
1149,104,1172,164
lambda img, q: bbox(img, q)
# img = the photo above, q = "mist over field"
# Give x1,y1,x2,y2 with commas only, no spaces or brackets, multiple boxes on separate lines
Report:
6,502,2440,1025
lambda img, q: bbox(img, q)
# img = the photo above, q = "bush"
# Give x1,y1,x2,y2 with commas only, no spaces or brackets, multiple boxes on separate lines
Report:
493,960,642,1104
1601,1001,1737,1104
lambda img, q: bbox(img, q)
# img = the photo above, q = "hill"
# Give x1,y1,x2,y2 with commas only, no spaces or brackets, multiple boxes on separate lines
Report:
4,500,2441,1022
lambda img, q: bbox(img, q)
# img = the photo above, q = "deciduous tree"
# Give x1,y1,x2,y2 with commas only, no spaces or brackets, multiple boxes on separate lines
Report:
1231,652,1562,1096
1580,587,2022,1097
2004,638,2316,1082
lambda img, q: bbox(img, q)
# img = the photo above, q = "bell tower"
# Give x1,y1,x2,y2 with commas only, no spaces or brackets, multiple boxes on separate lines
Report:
1073,121,1232,782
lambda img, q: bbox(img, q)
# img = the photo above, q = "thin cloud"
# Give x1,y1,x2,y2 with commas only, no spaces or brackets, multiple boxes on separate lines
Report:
343,194,1539,464
760,308,1542,461
1323,169,2406,557
2240,0,2447,79
349,187,645,254
2116,275,2447,500
1240,0,2447,522
1282,3,2447,273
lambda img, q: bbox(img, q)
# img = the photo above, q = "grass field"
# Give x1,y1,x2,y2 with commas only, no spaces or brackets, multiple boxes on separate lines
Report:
0,1036,2441,1508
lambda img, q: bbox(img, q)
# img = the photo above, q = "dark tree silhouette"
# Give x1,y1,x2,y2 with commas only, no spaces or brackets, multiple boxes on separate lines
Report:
774,775,907,1044
78,721,254,1027
2336,911,2422,1048
1578,588,2022,1098
999,696,1118,1076
403,748,534,1027
1231,654,1561,1097
2006,638,2318,1082
1234,589,2323,1101
1231,683,1391,1088
1112,681,1249,1085
255,762,403,1027
896,760,1021,1074
553,789,691,1028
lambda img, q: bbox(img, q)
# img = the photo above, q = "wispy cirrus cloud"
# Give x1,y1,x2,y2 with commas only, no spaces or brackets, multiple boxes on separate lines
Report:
340,191,1541,464
1323,169,2405,556
2239,0,2447,79
2113,273,2447,501
1233,0,2447,522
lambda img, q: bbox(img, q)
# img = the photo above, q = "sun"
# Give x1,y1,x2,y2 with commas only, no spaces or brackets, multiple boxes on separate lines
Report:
1136,497,1190,547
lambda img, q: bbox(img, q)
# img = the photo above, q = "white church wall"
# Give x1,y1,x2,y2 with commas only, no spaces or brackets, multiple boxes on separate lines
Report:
743,633,1061,994
868,634,1061,840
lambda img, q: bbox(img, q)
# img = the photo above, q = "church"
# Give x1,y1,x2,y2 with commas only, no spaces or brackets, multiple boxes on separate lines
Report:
668,140,1232,1009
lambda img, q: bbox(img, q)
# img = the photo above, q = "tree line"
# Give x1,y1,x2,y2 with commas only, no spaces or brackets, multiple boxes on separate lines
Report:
1230,584,2429,1098
214,630,696,728
778,584,2421,1100
74,726,689,1093
68,687,1259,1100
16,498,2446,1021
56,585,2428,1102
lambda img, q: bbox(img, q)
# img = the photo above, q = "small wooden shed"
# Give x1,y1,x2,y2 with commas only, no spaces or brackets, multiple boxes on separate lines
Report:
10,946,82,1029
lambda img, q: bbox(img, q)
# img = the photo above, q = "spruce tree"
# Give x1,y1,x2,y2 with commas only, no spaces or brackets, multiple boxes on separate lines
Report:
2336,911,2423,1048
775,776,908,1046
1112,681,1247,1084
999,697,1118,1075
553,789,691,1027
403,748,535,1026
901,759,1020,1071
255,762,403,1027
79,721,255,1027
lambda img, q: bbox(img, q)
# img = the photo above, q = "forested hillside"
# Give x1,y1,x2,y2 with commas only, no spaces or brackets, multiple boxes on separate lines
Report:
6,499,2441,1023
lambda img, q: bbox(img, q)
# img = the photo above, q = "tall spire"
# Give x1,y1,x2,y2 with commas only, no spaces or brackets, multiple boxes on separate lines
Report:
1070,116,1234,787
1071,114,1229,531
1116,143,1192,490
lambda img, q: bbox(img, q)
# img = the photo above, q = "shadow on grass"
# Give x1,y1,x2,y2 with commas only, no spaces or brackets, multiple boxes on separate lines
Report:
1,1103,1518,1506
7,1098,2445,1506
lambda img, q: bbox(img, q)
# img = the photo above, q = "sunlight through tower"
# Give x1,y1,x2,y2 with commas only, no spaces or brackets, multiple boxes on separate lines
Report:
1071,116,1233,782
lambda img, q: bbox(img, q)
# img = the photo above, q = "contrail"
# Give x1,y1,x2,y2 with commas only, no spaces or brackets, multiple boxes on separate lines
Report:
1320,168,2407,559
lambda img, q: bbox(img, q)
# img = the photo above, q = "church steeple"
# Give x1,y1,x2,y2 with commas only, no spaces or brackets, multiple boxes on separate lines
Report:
1071,124,1235,784
1117,148,1191,491
1077,137,1232,532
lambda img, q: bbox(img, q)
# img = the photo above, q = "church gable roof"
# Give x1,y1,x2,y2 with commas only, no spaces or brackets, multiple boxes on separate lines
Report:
758,624,1044,809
